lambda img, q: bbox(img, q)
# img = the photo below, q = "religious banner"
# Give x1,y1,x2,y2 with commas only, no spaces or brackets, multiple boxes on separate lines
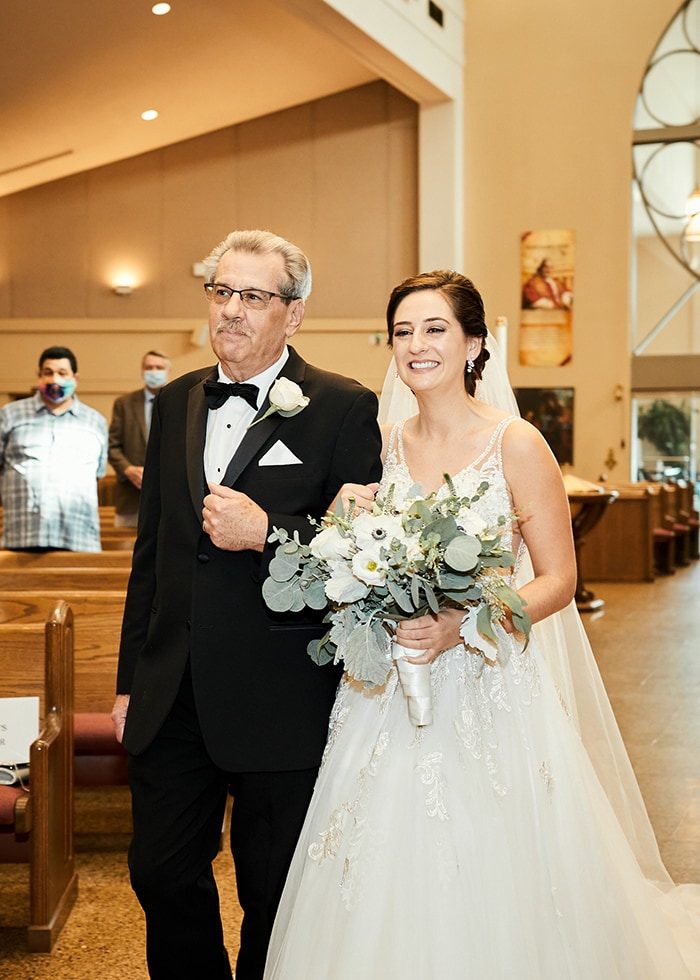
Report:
519,229,575,366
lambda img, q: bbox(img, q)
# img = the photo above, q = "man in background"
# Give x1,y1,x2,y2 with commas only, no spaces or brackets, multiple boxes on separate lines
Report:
108,350,170,526
0,345,108,551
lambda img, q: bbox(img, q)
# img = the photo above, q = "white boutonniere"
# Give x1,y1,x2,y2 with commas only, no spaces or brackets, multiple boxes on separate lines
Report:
248,378,310,428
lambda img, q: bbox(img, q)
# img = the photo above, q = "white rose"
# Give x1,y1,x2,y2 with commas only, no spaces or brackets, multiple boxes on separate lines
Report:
309,525,354,561
325,561,369,603
456,506,487,537
404,532,425,563
269,378,310,413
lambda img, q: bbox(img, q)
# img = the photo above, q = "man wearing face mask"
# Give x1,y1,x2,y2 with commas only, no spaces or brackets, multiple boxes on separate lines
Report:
108,350,171,527
0,345,108,552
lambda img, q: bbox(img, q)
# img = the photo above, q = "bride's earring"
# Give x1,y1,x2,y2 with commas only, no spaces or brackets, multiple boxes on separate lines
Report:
467,358,475,374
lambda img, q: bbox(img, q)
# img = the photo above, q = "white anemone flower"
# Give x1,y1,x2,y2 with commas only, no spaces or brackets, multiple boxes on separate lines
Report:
351,549,389,586
352,512,405,551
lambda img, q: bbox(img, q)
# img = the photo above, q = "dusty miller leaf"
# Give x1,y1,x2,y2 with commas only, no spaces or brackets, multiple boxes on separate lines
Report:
341,622,391,688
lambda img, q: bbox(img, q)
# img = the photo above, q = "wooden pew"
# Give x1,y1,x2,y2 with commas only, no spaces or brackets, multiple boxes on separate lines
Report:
575,484,655,583
0,549,132,568
0,566,130,591
0,601,78,951
0,591,128,787
673,479,700,559
659,482,692,567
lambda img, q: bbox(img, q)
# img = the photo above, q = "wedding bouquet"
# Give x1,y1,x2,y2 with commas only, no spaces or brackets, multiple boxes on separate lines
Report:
263,477,531,724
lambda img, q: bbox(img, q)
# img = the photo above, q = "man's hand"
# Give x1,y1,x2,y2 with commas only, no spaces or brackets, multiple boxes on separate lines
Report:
202,483,268,552
124,465,144,489
111,694,130,743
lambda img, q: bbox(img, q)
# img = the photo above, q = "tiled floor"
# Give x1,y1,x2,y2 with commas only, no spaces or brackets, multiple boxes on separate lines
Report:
1,560,699,977
581,560,700,885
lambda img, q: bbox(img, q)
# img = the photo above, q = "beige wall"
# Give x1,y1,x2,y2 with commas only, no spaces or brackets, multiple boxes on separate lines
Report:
462,0,681,481
0,80,416,419
0,4,689,482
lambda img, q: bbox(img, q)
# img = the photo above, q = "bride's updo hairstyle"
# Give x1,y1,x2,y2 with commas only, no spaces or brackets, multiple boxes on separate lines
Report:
386,270,490,397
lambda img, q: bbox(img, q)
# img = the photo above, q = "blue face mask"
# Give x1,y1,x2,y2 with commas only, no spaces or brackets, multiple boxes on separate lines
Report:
144,370,168,389
39,379,76,404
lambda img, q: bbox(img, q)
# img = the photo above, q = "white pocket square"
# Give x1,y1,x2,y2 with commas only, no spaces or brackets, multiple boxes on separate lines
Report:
258,440,303,466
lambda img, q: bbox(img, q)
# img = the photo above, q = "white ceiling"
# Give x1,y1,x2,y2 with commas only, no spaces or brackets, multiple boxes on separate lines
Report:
0,0,378,199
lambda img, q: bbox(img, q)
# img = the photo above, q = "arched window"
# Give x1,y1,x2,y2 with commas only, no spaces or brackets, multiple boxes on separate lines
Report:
631,0,699,483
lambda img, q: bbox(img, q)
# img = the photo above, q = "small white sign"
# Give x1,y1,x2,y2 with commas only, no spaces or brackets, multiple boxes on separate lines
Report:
0,696,40,765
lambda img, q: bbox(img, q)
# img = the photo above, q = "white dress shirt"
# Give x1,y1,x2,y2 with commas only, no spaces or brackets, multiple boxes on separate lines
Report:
204,347,289,485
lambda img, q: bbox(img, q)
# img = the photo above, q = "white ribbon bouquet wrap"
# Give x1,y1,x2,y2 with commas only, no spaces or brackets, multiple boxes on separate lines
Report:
392,641,432,726
263,478,531,728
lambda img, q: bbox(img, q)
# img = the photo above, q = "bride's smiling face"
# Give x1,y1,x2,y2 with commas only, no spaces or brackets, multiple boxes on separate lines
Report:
391,290,481,395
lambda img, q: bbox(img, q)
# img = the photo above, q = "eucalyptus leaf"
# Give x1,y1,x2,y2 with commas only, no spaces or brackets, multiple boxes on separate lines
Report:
423,580,439,614
302,577,328,610
307,636,334,666
387,579,415,614
421,515,458,545
262,576,303,613
268,552,301,582
444,535,481,572
476,603,498,645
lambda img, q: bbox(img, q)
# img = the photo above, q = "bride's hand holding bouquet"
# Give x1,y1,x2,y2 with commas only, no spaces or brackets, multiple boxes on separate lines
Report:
262,477,531,726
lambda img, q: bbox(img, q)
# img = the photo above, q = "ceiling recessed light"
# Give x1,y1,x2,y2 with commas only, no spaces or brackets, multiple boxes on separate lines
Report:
141,109,159,121
152,3,171,14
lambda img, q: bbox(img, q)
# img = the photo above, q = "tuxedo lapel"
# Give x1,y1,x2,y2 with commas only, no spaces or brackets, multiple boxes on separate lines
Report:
186,368,216,517
221,348,307,488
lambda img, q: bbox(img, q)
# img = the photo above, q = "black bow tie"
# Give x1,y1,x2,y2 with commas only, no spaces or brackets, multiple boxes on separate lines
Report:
203,379,259,410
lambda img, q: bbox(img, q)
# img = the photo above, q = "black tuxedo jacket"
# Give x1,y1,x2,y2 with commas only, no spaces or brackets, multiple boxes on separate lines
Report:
117,347,382,771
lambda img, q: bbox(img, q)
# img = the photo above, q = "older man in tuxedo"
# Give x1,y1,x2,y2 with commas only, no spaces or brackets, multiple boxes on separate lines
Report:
112,230,382,980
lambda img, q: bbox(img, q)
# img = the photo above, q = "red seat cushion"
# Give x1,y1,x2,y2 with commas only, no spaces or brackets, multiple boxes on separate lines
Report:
74,712,126,756
0,785,26,826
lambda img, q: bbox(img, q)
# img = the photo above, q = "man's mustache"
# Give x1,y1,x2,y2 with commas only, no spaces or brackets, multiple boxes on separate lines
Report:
214,320,251,337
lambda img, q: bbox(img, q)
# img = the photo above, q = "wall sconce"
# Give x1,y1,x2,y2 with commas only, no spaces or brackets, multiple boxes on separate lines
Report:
113,284,134,296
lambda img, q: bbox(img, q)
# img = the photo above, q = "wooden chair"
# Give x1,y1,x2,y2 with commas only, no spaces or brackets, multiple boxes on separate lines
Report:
0,601,78,951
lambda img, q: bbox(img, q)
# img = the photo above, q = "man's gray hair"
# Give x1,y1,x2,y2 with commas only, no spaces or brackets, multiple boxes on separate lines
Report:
201,230,312,301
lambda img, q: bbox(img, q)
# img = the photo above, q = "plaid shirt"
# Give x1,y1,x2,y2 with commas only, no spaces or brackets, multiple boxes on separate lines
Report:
0,392,108,551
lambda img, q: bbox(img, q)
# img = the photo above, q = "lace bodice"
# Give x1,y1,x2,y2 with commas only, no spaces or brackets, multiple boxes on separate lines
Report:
379,416,519,552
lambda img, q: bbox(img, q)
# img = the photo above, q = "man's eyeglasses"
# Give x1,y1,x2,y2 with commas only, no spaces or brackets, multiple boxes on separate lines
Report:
204,282,294,310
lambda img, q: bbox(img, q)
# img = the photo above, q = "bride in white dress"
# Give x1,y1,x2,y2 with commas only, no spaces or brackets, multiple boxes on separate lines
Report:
263,270,700,979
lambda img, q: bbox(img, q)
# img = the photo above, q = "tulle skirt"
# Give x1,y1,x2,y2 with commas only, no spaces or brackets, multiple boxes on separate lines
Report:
264,634,699,979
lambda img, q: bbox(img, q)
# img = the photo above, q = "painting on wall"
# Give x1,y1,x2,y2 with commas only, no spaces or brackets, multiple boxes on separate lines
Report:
519,229,575,367
514,387,574,466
